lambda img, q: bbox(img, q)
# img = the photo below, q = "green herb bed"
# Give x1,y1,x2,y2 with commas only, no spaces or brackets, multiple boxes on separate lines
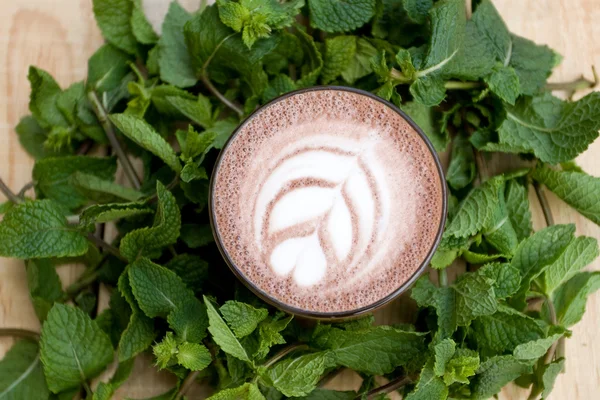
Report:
1,0,599,399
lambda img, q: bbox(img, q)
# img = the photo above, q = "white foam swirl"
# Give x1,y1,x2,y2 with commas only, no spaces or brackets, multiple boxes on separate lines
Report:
252,131,393,287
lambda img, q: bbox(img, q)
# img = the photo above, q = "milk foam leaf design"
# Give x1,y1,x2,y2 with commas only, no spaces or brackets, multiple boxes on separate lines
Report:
26,259,64,322
92,0,138,55
470,355,534,400
33,156,117,210
0,340,49,400
504,179,533,241
128,258,208,343
444,177,503,239
40,304,114,393
540,235,599,295
262,352,333,397
204,296,252,362
156,2,196,88
532,166,600,226
206,382,266,400
79,203,152,231
120,181,181,261
496,92,600,163
404,359,448,400
470,305,545,356
476,262,521,299
312,326,426,374
220,301,269,338
109,114,182,173
117,272,157,361
307,0,376,33
71,172,144,203
0,200,88,259
546,271,600,327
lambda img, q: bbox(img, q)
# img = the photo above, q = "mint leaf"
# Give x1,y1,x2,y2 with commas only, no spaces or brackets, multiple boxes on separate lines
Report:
255,314,293,360
128,258,207,342
313,325,425,374
165,254,209,291
71,172,143,203
471,305,545,356
180,224,214,248
513,330,565,360
33,156,117,210
433,338,455,376
117,272,157,361
550,271,600,327
79,203,152,230
401,102,448,152
471,355,533,400
322,36,356,84
477,262,521,299
40,304,113,393
483,180,519,254
177,342,212,371
294,28,324,88
532,166,600,226
541,235,599,295
131,0,158,45
498,92,600,163
15,116,63,160
109,114,181,173
153,332,178,369
505,179,532,241
207,382,265,400
484,65,520,105
446,133,475,190
341,38,377,84
220,301,269,338
92,0,138,55
26,259,64,322
442,348,479,385
181,162,208,182
88,39,132,88
541,358,565,399
510,34,560,96
0,200,88,259
204,296,252,362
92,358,135,400
0,340,49,400
403,0,433,24
177,125,217,161
168,96,214,130
295,389,356,400
308,0,376,33
444,177,503,238
405,359,448,400
157,2,196,87
28,67,69,130
120,181,180,261
262,352,332,397
217,0,303,48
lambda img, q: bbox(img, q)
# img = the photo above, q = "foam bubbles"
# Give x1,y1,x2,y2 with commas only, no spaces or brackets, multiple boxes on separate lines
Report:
213,89,444,313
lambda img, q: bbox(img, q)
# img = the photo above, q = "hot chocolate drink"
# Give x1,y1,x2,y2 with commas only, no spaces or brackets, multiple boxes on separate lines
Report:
211,88,445,316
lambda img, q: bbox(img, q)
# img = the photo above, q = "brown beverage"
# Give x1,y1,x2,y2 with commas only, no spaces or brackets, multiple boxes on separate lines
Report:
211,87,446,317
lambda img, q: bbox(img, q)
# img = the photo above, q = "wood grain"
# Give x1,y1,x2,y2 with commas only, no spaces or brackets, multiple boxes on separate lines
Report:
0,1,598,398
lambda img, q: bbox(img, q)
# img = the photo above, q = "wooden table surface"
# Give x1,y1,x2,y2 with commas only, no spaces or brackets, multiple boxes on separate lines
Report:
1,1,599,399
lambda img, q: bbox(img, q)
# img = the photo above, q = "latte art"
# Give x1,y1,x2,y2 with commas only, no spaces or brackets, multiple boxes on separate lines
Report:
212,89,445,314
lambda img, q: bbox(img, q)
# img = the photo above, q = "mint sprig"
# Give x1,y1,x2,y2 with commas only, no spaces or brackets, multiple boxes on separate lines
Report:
1,0,600,399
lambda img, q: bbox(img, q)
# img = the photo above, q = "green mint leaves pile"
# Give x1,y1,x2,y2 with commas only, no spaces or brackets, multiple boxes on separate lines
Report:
1,0,599,399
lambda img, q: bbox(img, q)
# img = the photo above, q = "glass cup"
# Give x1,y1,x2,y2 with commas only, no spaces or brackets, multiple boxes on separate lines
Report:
209,86,447,320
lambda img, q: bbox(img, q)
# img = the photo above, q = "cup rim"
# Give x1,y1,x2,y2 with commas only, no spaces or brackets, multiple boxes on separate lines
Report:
208,85,448,320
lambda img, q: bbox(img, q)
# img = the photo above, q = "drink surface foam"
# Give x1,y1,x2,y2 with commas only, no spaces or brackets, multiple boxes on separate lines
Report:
212,89,444,314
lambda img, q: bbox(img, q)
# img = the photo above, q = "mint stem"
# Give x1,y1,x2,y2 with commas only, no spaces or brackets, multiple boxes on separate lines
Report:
86,232,127,262
545,66,598,94
0,328,40,340
87,91,142,190
445,81,482,90
175,371,200,400
438,269,448,287
533,181,555,226
0,177,22,204
263,343,309,369
17,181,34,199
359,375,413,400
201,75,244,117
